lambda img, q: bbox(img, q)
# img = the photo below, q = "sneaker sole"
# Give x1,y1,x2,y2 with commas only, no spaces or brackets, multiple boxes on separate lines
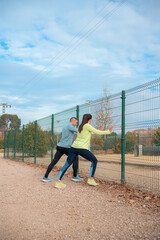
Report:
55,185,66,188
42,179,53,182
87,182,99,186
71,178,83,182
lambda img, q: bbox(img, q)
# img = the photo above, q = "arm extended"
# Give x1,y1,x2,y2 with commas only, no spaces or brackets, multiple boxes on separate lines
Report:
68,124,77,134
86,124,110,135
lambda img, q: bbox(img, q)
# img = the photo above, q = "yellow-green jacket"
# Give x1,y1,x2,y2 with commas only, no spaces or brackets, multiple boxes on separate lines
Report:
72,123,110,150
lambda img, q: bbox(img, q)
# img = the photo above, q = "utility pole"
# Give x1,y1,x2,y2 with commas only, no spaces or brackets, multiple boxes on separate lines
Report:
0,103,11,139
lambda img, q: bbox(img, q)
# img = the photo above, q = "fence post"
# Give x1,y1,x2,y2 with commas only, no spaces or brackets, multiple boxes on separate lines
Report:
121,90,126,183
76,105,80,173
115,133,117,151
104,135,107,151
137,133,139,145
76,105,79,125
34,121,37,164
51,114,54,162
4,131,6,158
7,131,10,158
14,128,17,160
137,133,140,156
22,125,25,162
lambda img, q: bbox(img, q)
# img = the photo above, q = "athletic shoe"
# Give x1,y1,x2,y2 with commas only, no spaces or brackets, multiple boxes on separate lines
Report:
71,176,83,181
87,178,99,186
55,181,66,188
42,177,53,182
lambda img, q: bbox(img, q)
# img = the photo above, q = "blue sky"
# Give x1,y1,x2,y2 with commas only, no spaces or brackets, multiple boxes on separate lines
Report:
0,0,160,124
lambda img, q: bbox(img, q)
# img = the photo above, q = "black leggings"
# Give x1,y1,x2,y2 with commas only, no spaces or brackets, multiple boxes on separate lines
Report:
58,147,97,180
44,146,78,178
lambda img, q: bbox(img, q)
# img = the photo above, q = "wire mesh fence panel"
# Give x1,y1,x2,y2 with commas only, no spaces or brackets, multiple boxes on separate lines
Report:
79,94,122,183
19,122,36,164
125,79,160,194
36,116,52,167
3,131,7,158
15,127,23,161
4,131,9,158
4,78,160,195
7,130,15,159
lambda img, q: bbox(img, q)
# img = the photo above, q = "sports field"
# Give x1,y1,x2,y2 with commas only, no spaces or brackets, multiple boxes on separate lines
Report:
0,154,160,240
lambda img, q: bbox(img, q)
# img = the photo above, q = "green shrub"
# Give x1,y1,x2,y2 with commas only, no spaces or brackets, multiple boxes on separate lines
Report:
153,128,160,146
113,132,137,154
91,144,104,151
16,122,50,157
0,138,4,149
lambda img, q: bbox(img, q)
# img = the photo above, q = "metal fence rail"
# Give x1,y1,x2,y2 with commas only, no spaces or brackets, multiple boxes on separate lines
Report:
124,78,160,194
4,78,160,195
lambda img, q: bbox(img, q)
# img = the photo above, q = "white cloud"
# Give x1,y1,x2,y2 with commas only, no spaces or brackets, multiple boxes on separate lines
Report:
1,0,159,77
8,100,83,125
55,95,76,101
0,0,160,124
0,94,28,105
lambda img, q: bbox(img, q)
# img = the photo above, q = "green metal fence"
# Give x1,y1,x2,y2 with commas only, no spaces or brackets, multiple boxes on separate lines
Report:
4,78,160,195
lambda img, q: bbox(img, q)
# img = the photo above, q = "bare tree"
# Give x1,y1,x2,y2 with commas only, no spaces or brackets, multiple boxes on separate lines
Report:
94,88,113,129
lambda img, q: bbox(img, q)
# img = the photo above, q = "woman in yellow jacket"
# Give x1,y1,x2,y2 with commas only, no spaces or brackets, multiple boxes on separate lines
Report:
55,114,113,188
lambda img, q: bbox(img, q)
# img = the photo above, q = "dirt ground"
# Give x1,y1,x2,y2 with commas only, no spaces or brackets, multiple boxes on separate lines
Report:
0,155,160,240
17,152,159,194
8,150,160,194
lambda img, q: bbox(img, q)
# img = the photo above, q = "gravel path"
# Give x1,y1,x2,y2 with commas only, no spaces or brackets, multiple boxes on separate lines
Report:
0,155,160,240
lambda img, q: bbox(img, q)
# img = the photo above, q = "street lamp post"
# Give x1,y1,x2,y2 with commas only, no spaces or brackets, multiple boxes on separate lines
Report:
0,103,11,139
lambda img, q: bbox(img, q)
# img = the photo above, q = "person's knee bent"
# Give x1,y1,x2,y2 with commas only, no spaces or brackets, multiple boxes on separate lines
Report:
92,156,97,165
